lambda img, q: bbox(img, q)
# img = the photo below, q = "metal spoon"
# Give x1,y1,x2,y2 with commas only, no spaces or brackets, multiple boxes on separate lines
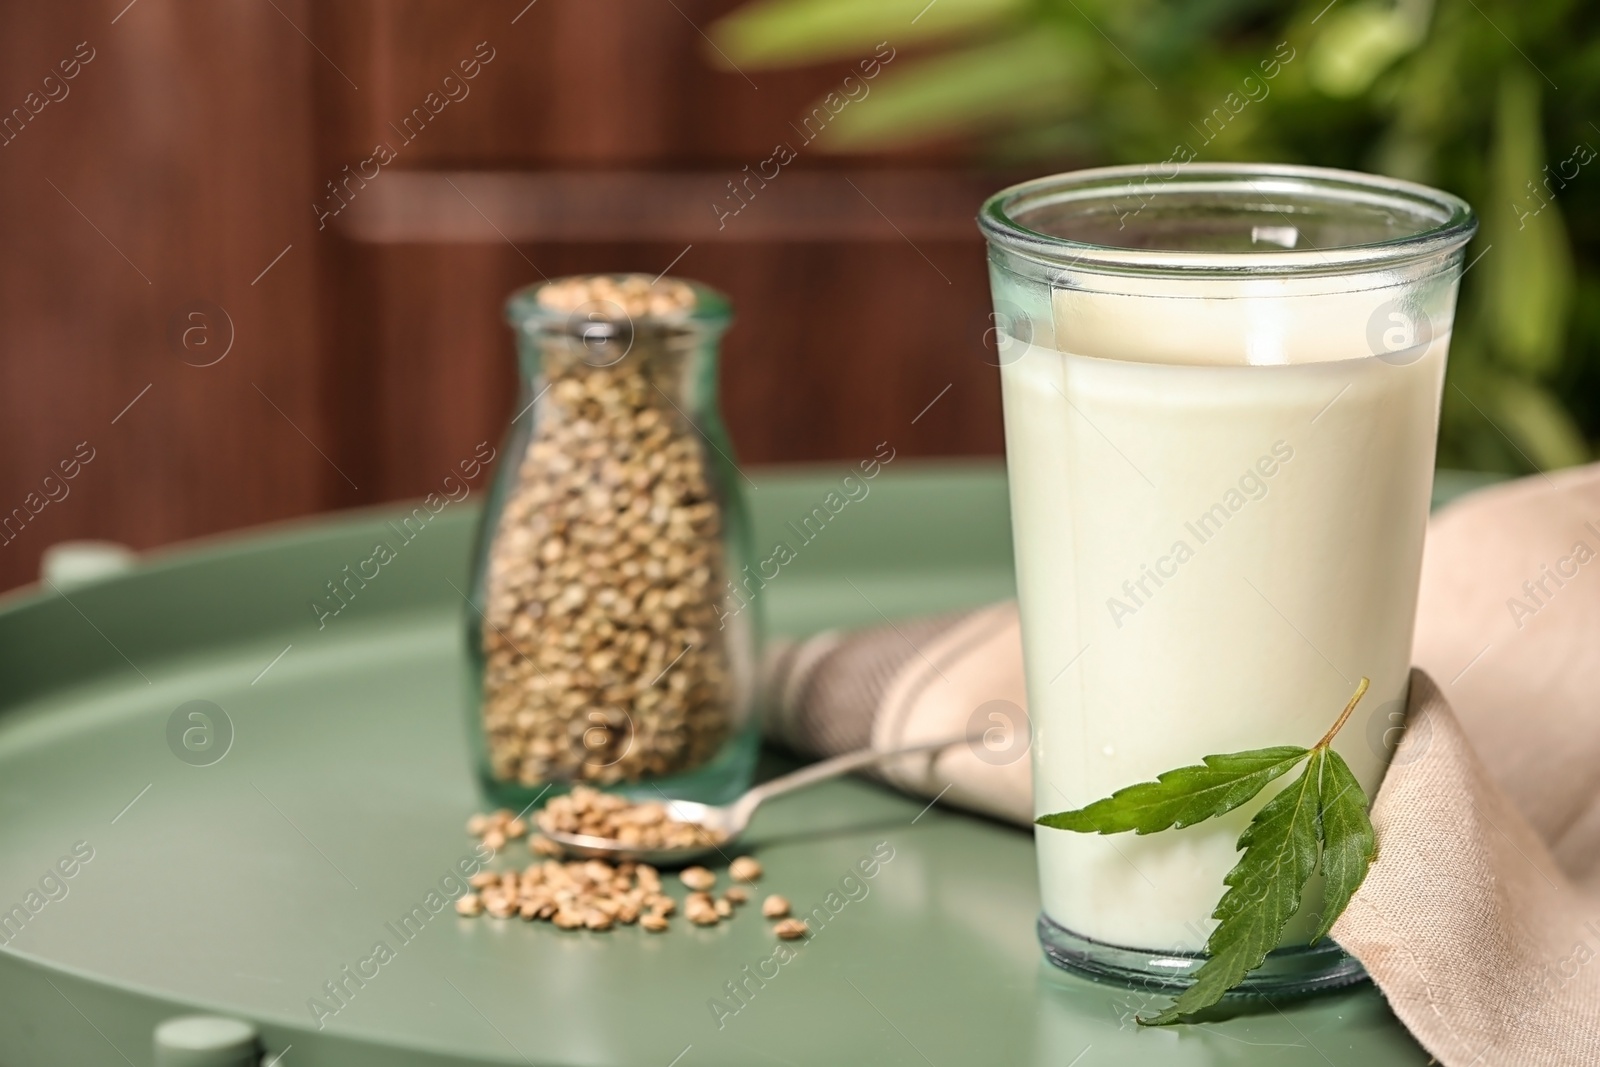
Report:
540,734,971,866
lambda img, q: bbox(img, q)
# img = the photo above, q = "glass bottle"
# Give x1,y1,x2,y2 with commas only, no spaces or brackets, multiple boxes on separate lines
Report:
467,274,760,809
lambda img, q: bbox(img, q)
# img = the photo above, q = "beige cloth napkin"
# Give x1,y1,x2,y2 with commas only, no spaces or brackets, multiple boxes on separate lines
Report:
764,463,1600,1066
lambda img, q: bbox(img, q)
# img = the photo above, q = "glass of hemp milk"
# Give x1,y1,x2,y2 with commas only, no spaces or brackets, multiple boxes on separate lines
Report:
978,165,1475,993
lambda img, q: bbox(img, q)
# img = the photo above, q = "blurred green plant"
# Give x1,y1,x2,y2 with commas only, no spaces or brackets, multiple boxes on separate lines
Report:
711,0,1600,473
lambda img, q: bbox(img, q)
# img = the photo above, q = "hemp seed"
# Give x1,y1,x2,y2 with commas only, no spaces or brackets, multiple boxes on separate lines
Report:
536,274,696,320
455,893,484,916
773,918,809,940
641,913,670,932
724,886,749,905
761,895,791,919
679,866,716,892
729,856,762,883
529,834,565,858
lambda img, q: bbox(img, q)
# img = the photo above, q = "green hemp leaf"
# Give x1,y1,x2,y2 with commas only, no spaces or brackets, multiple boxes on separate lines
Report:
1312,745,1376,944
1036,678,1378,1025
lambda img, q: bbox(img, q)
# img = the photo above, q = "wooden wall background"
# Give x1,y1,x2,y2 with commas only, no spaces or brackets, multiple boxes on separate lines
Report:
0,0,1007,594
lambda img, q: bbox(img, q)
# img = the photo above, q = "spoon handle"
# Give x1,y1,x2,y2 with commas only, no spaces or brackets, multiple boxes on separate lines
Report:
733,734,971,823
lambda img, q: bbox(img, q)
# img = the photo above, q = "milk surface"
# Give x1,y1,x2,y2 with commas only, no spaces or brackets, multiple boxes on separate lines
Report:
999,269,1448,950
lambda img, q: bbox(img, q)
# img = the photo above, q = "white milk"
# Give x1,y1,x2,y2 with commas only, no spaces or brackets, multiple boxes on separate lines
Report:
999,268,1450,950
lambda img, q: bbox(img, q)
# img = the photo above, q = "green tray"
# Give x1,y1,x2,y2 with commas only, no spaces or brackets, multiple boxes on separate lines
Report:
0,461,1495,1066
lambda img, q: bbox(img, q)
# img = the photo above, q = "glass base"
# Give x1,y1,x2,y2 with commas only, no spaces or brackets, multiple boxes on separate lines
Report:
1037,913,1368,996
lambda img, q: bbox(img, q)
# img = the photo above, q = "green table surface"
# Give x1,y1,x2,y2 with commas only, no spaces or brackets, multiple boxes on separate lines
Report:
0,461,1500,1067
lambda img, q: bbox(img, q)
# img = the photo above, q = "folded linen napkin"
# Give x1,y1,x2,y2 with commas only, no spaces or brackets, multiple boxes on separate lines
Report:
763,463,1600,1066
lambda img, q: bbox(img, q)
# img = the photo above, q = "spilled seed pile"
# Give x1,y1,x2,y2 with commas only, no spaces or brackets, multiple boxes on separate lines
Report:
460,809,807,939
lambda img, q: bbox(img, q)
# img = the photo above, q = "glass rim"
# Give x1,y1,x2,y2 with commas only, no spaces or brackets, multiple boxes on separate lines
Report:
978,163,1477,278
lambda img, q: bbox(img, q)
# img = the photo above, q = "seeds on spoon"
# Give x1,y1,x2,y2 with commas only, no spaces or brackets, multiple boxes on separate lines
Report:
534,786,727,851
529,834,565,858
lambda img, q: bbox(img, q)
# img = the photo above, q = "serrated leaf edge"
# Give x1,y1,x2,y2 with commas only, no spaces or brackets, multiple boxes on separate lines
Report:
1309,747,1377,945
1139,750,1327,1026
1034,746,1310,835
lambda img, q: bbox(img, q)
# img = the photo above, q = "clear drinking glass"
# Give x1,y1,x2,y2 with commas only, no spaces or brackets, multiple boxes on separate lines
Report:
466,275,761,811
978,165,1476,993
